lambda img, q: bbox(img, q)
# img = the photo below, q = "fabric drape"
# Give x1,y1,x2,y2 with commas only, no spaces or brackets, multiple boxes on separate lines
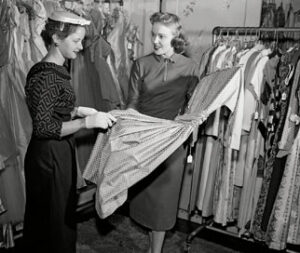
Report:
83,67,240,218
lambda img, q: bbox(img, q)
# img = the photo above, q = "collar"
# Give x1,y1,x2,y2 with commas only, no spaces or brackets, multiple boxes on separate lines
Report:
28,62,71,81
152,53,181,63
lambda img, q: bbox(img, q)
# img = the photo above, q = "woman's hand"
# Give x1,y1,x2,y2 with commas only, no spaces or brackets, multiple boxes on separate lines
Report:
74,106,98,117
85,112,117,129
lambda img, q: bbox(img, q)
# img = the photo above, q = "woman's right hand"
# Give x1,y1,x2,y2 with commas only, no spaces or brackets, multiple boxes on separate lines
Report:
85,112,117,129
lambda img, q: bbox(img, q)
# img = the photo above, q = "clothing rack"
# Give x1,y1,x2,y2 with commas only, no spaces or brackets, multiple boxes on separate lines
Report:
212,26,300,44
159,0,163,12
104,0,123,6
183,25,300,253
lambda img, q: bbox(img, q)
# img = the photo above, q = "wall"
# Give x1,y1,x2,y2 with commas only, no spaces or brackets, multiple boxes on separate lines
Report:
124,0,262,59
161,0,262,59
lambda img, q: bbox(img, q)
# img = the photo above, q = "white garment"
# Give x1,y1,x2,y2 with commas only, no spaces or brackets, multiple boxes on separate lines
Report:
242,49,271,131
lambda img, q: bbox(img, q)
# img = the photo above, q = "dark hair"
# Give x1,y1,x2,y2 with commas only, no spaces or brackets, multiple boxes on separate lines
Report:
150,12,189,54
41,19,81,49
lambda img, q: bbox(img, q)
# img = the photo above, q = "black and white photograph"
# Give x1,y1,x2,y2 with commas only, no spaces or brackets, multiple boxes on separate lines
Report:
1,0,300,252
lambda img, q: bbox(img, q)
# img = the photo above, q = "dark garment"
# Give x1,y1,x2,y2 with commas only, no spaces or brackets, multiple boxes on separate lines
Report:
127,53,199,230
129,145,187,230
261,156,287,231
23,137,77,253
252,52,293,241
23,62,77,253
71,33,122,172
127,53,199,120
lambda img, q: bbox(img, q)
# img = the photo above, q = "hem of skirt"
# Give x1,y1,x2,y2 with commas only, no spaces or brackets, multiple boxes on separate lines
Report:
129,211,176,231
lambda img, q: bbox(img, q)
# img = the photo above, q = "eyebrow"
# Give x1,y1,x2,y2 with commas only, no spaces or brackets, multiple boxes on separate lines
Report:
152,31,167,36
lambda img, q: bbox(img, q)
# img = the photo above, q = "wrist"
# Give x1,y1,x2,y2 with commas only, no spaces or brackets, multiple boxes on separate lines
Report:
80,118,87,129
71,107,78,119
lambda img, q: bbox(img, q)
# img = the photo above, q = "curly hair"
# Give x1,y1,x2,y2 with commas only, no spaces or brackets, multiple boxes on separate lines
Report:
150,12,189,54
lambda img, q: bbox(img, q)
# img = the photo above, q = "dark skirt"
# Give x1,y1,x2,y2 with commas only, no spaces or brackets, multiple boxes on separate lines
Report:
129,145,187,231
23,137,77,253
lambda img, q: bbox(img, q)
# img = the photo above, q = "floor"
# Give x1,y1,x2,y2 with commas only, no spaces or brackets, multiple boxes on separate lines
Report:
77,214,239,253
75,211,288,253
79,203,300,253
1,204,291,253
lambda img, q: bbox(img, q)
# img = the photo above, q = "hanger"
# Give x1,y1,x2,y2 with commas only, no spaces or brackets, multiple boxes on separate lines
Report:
268,29,282,59
241,28,248,49
229,29,241,51
214,28,225,46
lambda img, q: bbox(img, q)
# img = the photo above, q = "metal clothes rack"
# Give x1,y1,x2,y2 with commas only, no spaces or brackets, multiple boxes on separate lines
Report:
184,26,300,253
212,26,300,44
104,0,123,6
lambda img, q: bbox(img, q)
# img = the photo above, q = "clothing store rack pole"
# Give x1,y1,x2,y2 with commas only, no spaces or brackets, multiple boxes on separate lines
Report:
212,26,300,44
184,218,213,253
159,0,163,12
184,25,300,253
104,0,123,5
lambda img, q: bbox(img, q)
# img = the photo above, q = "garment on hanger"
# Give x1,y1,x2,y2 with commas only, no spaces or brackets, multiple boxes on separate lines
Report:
106,8,130,101
71,8,123,174
0,2,33,229
29,0,48,63
182,26,300,251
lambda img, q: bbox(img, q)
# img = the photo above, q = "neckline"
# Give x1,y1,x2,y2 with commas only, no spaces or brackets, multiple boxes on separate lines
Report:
29,61,71,80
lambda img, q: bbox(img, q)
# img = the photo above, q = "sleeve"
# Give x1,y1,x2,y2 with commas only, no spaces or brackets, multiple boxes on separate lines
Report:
179,62,200,115
186,62,200,101
126,60,141,109
27,76,62,139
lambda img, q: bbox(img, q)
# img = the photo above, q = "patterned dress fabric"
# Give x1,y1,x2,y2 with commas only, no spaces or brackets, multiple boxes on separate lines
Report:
83,67,240,219
23,62,77,253
278,51,300,155
25,62,75,138
265,126,300,250
257,53,300,251
252,51,293,242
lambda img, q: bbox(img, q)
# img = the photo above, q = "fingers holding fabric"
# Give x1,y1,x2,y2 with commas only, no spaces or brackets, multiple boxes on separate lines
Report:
85,112,116,129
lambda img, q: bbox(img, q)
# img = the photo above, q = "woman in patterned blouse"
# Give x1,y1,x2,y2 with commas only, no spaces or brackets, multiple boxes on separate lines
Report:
23,10,116,253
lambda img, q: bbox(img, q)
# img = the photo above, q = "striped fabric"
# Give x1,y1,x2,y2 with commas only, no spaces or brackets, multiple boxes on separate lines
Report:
83,67,241,218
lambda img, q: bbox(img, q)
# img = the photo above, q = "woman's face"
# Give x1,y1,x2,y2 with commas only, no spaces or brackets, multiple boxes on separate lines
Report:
56,26,86,59
151,22,176,58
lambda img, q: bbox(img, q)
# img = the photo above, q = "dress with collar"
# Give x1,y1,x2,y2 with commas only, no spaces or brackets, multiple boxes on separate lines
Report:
127,52,199,230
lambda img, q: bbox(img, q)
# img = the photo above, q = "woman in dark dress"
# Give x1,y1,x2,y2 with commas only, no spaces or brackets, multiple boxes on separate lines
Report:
127,12,199,253
23,10,116,253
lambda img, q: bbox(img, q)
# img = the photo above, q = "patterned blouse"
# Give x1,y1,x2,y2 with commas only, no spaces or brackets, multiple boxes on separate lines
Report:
25,62,76,139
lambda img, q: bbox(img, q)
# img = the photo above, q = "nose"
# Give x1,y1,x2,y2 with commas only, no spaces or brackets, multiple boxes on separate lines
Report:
78,42,83,50
153,35,159,44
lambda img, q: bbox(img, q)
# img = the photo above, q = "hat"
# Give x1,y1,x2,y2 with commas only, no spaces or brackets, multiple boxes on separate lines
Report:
49,10,91,26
